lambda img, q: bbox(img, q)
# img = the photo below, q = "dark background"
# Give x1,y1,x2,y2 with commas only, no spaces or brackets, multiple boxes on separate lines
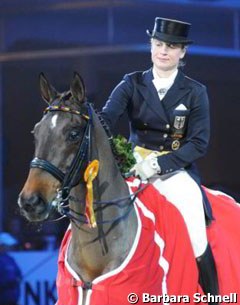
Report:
0,0,240,247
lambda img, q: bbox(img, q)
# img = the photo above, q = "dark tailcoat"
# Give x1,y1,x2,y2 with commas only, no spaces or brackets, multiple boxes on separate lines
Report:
102,68,212,219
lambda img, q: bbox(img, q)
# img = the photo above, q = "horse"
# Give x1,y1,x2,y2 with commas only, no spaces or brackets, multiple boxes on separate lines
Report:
18,73,240,305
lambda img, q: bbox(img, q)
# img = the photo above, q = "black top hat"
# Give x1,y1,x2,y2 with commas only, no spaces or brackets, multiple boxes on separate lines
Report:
146,17,193,44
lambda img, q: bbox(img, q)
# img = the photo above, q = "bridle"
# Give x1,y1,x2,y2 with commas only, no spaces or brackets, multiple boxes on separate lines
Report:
30,102,148,226
30,103,92,210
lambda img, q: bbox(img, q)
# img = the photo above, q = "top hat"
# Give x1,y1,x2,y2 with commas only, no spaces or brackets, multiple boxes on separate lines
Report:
146,17,193,44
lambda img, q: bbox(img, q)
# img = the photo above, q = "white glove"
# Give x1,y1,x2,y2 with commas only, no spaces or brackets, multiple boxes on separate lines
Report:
131,157,161,180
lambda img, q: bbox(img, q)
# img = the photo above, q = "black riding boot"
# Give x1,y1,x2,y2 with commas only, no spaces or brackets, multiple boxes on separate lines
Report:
196,244,219,305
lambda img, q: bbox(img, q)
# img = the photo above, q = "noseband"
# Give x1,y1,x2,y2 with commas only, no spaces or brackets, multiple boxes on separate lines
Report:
30,104,92,202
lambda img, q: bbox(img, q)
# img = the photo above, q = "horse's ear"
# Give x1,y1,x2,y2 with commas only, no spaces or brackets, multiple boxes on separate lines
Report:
70,72,86,103
39,73,58,104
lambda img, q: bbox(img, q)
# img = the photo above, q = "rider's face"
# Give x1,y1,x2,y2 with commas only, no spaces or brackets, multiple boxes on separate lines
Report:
151,38,186,73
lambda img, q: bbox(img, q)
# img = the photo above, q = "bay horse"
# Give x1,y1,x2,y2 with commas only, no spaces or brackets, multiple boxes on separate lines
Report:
18,73,240,305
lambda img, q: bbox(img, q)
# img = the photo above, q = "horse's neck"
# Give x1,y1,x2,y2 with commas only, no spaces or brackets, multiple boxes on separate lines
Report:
68,119,137,282
68,170,135,282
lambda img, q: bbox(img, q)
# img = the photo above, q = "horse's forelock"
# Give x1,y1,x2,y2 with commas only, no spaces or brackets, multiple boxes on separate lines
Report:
50,90,88,112
55,91,72,106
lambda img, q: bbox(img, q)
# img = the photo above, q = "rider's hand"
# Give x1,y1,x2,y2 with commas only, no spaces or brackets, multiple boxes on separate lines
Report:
131,157,161,180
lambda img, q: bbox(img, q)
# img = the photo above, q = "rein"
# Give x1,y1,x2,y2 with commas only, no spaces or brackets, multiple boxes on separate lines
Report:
58,181,149,226
30,103,148,227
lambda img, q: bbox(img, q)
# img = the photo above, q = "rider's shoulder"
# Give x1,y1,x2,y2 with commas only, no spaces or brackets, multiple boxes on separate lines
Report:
184,75,206,90
123,70,149,84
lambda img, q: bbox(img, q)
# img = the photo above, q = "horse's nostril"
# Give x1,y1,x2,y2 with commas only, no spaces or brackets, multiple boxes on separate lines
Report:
18,193,49,221
20,194,43,212
24,202,35,213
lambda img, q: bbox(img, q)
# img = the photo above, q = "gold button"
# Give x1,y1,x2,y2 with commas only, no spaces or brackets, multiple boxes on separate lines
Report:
163,133,168,138
166,124,170,129
159,145,164,151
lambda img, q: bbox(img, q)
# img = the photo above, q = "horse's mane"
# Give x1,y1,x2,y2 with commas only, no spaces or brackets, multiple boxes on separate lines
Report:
97,111,136,174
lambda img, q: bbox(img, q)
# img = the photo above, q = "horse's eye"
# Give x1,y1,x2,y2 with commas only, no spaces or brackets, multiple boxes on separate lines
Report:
68,130,81,142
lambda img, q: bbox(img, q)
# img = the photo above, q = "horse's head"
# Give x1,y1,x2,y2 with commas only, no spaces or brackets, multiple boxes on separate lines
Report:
18,73,92,222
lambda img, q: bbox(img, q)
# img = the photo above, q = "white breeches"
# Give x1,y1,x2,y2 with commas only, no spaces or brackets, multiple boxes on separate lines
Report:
153,170,208,257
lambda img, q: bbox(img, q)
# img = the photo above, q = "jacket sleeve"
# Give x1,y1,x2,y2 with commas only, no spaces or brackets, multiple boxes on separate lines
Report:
158,86,210,174
101,74,133,132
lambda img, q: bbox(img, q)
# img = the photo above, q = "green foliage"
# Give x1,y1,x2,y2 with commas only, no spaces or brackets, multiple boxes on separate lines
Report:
112,135,136,174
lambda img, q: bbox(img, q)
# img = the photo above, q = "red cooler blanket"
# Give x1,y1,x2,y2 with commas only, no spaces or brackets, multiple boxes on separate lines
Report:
56,179,240,305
